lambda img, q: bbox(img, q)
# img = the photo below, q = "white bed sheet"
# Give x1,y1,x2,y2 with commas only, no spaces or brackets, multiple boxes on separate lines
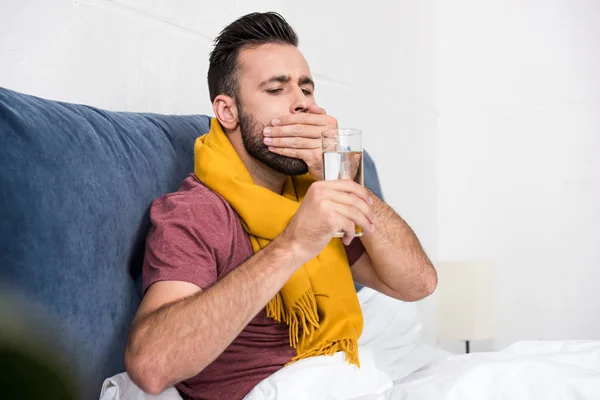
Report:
377,340,600,400
99,342,447,400
102,288,600,400
246,289,600,399
246,340,600,400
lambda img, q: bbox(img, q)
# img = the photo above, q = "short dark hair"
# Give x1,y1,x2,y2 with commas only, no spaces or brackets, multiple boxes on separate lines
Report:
207,12,299,103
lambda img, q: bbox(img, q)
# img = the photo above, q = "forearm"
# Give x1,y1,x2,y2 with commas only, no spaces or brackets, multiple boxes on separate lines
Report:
126,238,300,393
361,189,437,301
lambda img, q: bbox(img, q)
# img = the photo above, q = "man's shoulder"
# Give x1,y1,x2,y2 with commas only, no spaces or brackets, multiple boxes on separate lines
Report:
150,174,237,228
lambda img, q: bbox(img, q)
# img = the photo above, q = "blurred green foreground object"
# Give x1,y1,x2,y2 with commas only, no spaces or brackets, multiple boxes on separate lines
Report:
0,290,75,400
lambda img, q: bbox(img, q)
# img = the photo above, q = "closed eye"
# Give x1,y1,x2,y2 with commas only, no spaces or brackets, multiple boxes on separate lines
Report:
266,88,283,95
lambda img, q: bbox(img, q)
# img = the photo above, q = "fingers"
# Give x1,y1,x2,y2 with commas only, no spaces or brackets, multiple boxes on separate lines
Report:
335,202,375,234
342,221,356,246
263,135,320,149
311,182,376,237
264,124,324,139
271,111,336,131
264,107,336,147
267,146,320,160
268,144,323,180
314,180,372,207
329,191,376,226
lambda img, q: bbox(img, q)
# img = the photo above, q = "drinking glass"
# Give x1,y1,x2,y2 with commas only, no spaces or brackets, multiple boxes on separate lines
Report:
322,128,364,237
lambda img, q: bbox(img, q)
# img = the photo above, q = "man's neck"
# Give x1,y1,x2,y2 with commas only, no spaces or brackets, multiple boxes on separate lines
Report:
227,132,287,194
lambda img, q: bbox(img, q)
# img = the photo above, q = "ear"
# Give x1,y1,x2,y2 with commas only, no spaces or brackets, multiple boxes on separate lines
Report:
213,95,239,131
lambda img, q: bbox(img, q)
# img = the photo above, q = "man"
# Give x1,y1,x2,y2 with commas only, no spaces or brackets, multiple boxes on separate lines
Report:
125,12,437,400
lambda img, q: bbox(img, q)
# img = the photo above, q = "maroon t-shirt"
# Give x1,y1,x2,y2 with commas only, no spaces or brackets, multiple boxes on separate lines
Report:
142,174,366,400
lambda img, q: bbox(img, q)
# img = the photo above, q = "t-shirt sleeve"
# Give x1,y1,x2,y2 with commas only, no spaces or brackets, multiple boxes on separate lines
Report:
142,191,228,294
344,237,366,266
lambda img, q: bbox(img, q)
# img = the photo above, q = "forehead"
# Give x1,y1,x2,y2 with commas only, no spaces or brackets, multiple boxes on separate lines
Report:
237,43,312,83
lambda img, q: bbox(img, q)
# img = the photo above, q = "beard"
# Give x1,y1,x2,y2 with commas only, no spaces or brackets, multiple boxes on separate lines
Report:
238,105,308,176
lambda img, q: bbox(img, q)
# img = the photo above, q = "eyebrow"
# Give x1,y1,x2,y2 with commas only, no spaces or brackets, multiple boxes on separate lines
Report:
259,75,315,89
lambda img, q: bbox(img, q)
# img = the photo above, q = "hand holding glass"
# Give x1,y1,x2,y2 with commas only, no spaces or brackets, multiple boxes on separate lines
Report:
321,128,364,237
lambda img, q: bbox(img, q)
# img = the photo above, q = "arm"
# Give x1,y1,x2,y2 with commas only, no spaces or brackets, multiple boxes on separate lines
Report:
125,237,301,394
351,189,437,302
260,109,436,301
125,180,375,395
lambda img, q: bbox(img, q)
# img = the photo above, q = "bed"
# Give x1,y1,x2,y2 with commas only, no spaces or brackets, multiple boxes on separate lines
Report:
101,287,600,399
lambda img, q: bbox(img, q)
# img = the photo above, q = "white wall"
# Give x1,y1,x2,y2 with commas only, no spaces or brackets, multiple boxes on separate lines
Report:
2,0,598,352
435,0,600,351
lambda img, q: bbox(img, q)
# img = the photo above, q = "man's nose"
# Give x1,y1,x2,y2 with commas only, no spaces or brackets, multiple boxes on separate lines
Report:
290,87,310,114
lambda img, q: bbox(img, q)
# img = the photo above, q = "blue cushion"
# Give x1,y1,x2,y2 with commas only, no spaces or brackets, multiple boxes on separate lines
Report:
364,150,384,201
0,87,211,398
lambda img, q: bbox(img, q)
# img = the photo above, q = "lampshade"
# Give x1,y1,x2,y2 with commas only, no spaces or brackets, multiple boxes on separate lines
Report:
435,260,494,341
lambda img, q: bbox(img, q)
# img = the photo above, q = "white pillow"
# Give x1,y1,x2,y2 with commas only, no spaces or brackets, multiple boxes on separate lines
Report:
357,287,425,381
358,287,422,349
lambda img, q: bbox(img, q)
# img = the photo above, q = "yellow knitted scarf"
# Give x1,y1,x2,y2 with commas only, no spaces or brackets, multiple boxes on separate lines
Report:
194,119,363,365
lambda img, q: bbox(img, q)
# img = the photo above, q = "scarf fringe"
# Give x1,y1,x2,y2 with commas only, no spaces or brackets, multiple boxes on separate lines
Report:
289,338,360,367
266,290,320,348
